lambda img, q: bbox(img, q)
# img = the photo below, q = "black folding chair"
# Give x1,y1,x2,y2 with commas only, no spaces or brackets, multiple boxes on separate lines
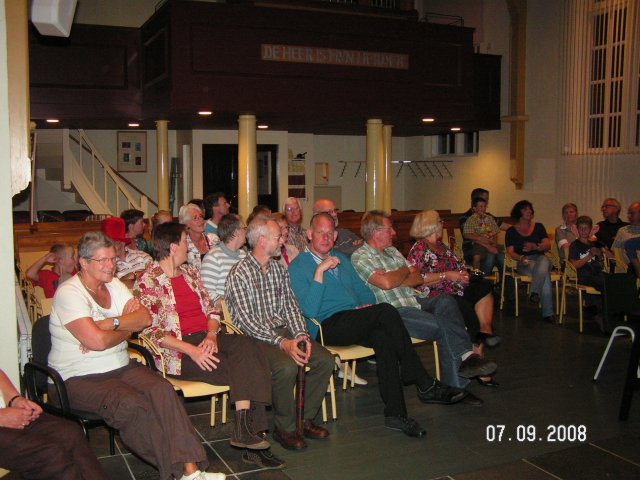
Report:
23,315,156,453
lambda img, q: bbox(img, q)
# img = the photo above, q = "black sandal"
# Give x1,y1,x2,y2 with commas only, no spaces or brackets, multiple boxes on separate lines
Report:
476,377,500,388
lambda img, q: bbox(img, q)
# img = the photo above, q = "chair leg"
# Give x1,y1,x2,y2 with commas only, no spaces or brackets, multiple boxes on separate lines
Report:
559,278,566,325
514,278,519,317
321,397,328,423
594,327,635,381
500,274,506,310
555,281,560,315
578,289,583,334
341,361,349,391
329,374,337,421
211,396,216,428
350,360,357,389
433,341,440,381
108,427,115,455
222,393,228,424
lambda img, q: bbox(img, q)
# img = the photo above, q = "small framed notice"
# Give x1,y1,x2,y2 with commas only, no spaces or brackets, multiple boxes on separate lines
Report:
117,131,147,172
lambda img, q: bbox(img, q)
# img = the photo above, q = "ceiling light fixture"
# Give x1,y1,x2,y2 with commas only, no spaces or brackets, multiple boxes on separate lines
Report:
198,111,213,116
128,123,140,128
257,124,269,129
46,119,59,123
422,118,435,123
450,127,461,131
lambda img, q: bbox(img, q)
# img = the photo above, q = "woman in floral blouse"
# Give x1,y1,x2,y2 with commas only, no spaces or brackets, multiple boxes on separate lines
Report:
407,210,500,353
135,222,273,452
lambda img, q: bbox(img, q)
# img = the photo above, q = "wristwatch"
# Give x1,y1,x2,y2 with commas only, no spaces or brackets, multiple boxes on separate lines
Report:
112,317,120,330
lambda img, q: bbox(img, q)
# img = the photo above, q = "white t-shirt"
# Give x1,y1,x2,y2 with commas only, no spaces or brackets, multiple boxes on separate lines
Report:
49,275,132,381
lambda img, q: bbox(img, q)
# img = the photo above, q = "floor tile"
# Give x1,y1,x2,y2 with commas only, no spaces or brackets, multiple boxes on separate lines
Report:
527,440,640,479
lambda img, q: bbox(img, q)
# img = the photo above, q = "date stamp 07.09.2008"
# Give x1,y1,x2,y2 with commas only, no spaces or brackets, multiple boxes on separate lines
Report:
486,425,587,443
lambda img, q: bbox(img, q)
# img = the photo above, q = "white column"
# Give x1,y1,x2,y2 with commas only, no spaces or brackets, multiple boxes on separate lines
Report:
155,120,170,210
365,119,384,211
238,115,257,220
382,124,393,213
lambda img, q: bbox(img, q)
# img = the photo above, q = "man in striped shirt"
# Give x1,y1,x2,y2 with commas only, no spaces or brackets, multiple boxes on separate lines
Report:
201,214,247,303
225,215,334,451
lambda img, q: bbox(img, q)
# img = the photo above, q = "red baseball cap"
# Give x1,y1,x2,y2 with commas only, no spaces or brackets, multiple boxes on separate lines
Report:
101,217,132,244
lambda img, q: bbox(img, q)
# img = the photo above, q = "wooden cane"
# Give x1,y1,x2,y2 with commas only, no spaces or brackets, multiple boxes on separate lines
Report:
295,339,307,436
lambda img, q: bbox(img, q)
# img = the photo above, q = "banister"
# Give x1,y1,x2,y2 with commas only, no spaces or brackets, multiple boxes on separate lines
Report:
65,130,158,216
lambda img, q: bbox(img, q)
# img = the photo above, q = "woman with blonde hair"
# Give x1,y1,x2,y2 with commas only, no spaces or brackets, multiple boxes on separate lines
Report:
179,203,219,269
408,210,499,386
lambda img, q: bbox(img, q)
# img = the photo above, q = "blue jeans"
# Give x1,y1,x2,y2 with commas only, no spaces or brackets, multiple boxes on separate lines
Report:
517,254,553,317
397,295,472,389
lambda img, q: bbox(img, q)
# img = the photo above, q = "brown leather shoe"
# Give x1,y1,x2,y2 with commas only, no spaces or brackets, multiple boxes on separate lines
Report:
303,419,330,439
273,428,307,450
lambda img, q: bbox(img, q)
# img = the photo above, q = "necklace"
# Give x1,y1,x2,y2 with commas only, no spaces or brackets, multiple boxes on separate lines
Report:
79,272,99,295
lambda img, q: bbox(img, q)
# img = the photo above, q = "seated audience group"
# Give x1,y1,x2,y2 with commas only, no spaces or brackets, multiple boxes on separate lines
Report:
15,191,640,479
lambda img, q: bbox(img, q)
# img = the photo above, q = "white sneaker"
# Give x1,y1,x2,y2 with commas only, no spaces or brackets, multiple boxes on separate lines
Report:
336,361,368,386
180,471,226,480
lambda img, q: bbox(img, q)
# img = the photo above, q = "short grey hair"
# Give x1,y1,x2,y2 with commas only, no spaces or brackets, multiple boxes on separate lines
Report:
360,210,390,240
246,214,272,248
178,203,203,224
77,231,114,264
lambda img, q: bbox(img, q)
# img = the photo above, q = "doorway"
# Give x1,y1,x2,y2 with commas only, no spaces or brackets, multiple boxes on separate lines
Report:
202,144,279,213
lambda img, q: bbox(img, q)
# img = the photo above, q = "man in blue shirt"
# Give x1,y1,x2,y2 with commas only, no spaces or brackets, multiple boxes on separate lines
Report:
288,213,466,438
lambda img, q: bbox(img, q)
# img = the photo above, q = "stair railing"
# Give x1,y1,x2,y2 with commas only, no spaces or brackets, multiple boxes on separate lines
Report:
62,129,152,217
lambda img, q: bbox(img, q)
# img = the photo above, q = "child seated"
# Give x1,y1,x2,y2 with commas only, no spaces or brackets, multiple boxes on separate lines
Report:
463,197,500,272
568,216,614,292
24,244,76,298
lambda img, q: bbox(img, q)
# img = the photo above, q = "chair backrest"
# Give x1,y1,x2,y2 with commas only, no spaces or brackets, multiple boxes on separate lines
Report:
31,315,52,393
603,273,640,323
612,247,629,273
221,299,234,325
138,333,167,377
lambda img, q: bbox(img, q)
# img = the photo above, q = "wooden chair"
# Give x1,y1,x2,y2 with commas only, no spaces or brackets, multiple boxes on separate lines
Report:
411,337,440,381
221,300,335,422
559,261,601,333
452,229,465,260
500,254,561,317
310,318,374,393
137,333,229,428
500,254,529,316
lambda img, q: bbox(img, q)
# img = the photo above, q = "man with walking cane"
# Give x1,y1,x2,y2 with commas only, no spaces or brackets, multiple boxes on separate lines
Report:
226,215,334,451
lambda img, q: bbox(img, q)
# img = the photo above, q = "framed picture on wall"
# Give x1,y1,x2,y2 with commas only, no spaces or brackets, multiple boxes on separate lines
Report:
117,131,147,172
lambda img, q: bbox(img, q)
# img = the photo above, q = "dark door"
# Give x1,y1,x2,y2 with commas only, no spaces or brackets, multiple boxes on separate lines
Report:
202,144,279,213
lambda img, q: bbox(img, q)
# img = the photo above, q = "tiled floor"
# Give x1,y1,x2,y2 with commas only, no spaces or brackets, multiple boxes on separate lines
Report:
7,290,640,479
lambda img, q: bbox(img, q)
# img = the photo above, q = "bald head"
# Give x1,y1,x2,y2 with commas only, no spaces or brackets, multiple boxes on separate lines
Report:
312,198,338,226
628,202,640,226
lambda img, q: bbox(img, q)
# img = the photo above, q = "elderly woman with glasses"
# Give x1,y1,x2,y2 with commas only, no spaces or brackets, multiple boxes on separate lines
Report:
407,211,499,352
48,231,226,480
179,203,220,269
135,222,279,463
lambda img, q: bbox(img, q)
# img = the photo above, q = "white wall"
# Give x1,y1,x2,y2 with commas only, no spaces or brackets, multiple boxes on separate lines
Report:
1,1,19,385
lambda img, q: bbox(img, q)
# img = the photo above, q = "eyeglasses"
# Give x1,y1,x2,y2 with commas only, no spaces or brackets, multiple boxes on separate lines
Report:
322,208,340,215
87,256,117,265
285,206,300,212
601,204,617,209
